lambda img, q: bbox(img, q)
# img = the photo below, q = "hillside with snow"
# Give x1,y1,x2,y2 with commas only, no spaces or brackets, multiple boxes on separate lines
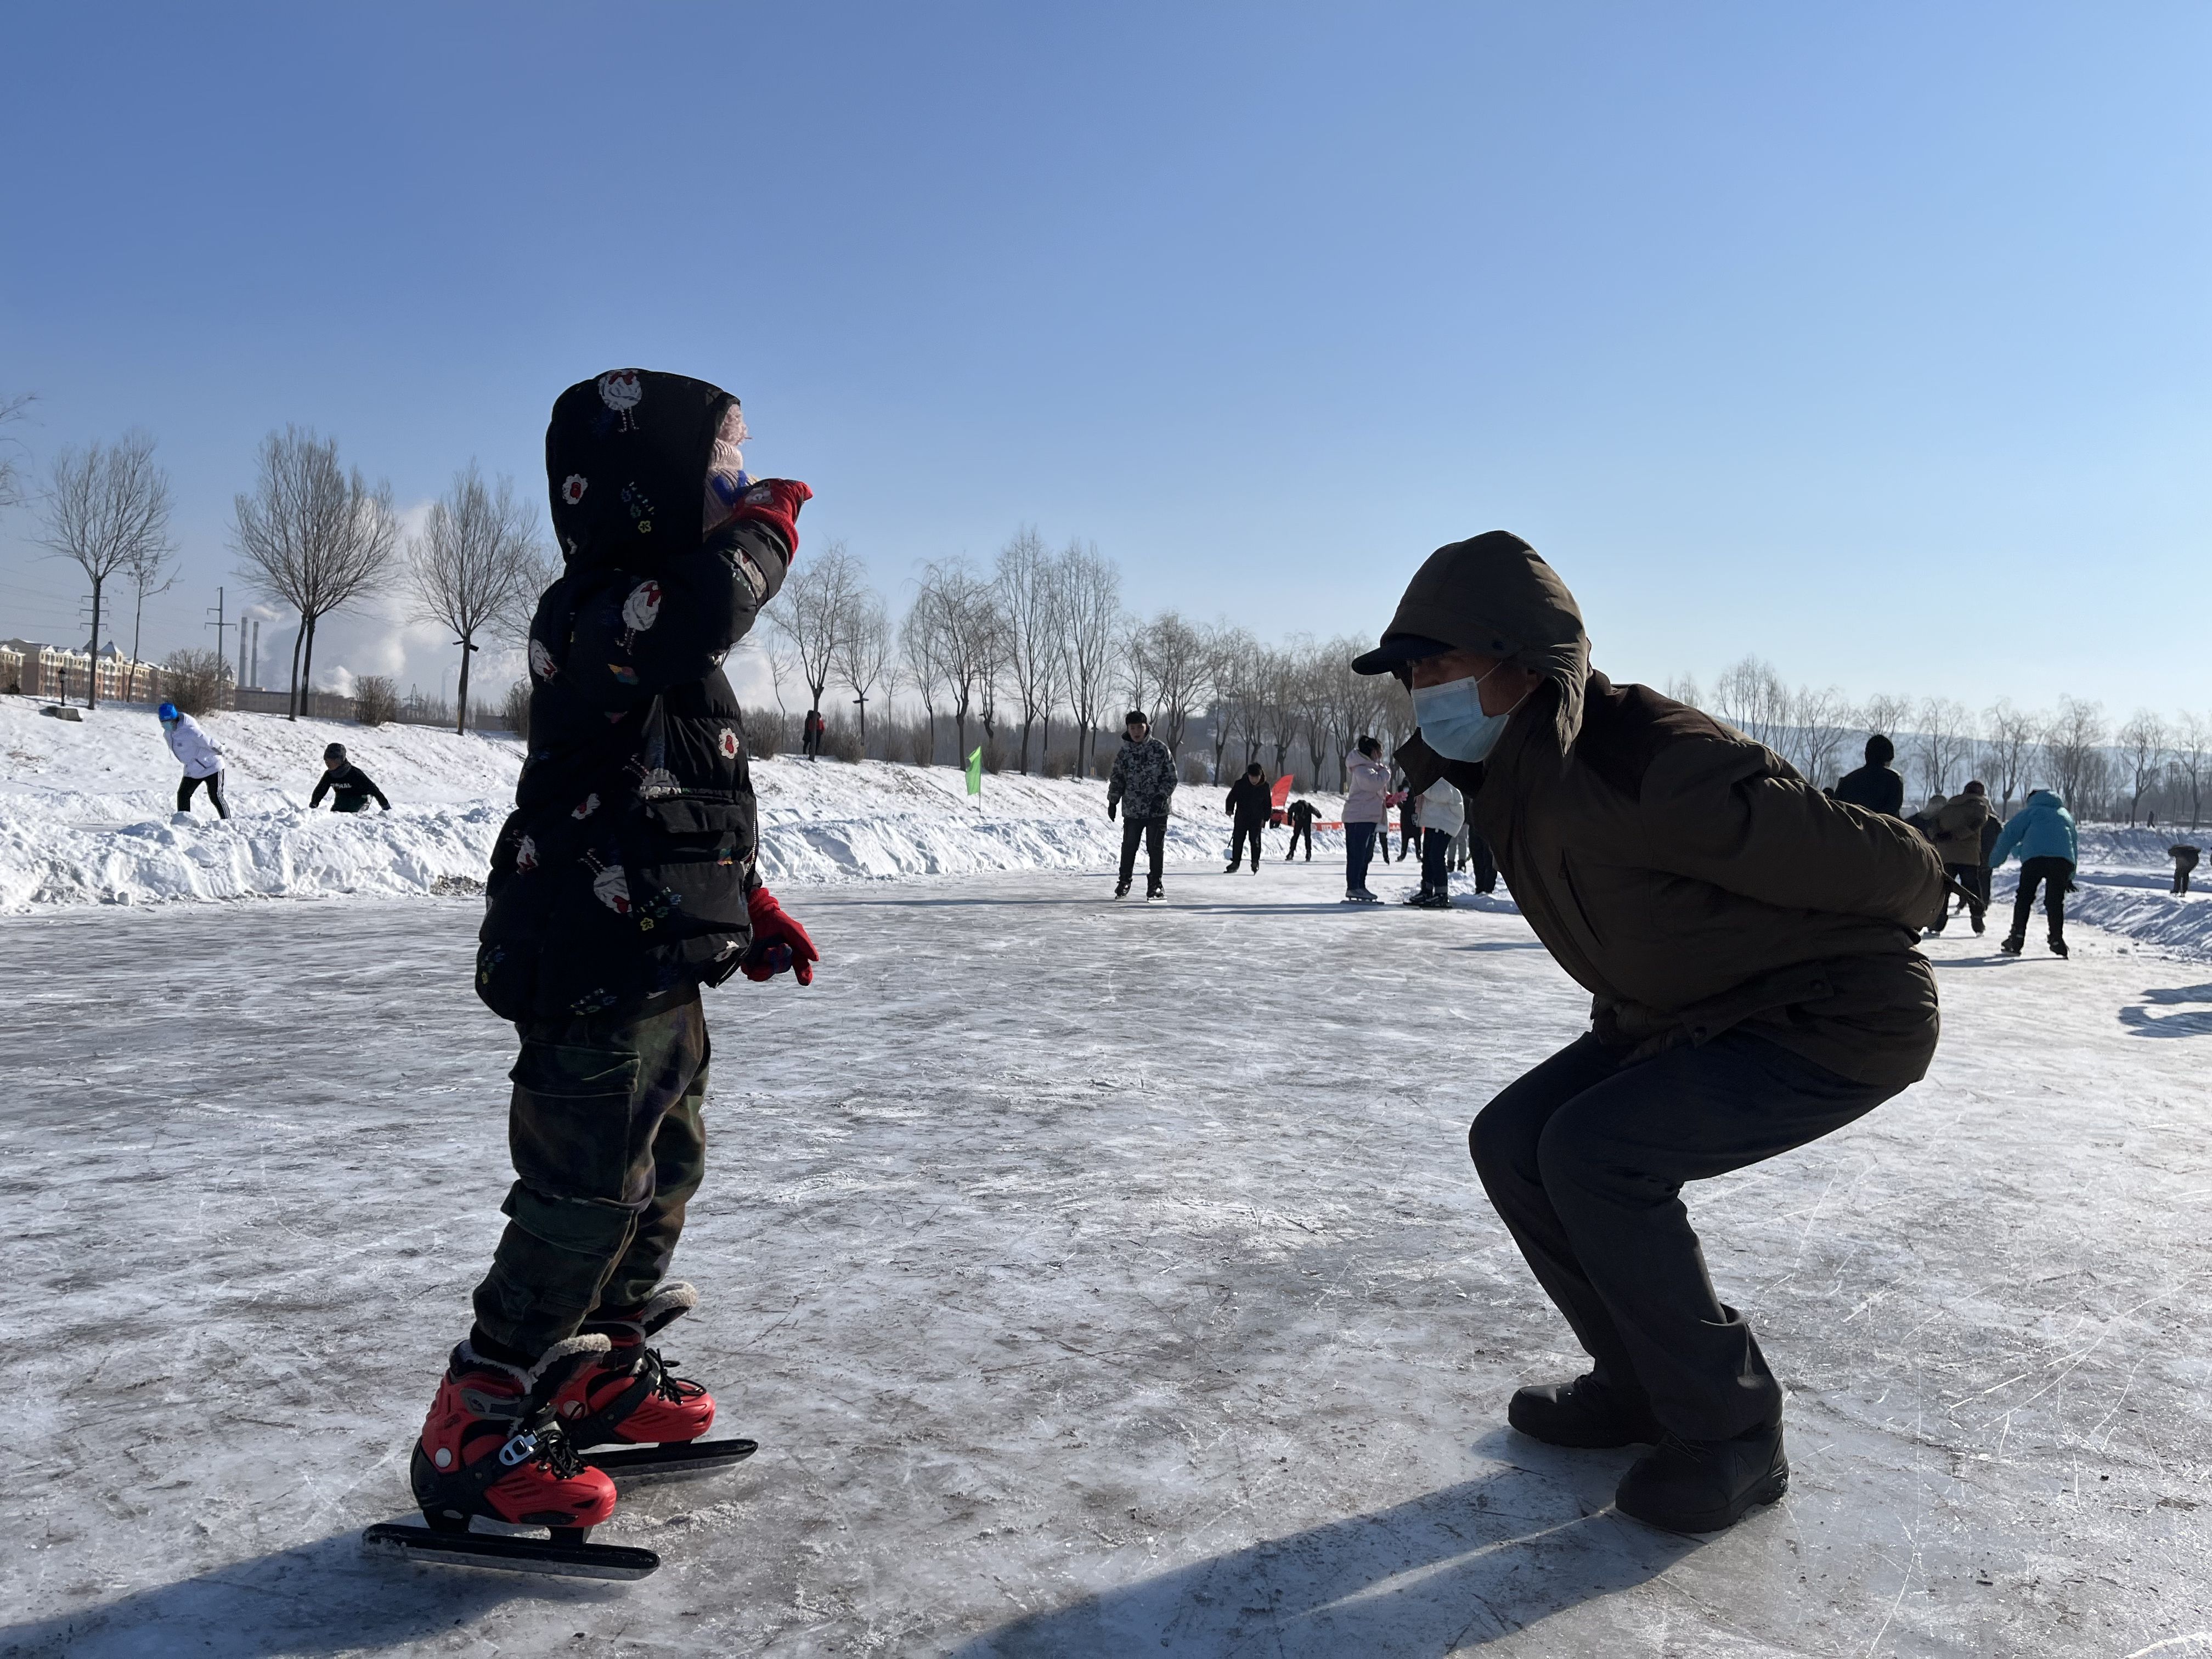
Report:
0,698,1339,910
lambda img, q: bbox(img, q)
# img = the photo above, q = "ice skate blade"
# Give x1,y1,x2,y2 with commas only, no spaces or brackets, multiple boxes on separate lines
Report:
362,1521,658,1580
587,1437,759,1483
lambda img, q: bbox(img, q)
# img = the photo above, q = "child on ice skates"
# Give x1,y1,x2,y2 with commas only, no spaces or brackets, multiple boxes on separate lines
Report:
399,369,817,1566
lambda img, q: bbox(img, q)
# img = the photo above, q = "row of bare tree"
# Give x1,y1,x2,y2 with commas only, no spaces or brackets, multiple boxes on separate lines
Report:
10,417,548,730
1683,657,2212,827
748,527,1413,789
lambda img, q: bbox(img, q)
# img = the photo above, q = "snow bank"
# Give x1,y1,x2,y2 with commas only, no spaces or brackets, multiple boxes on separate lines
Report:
0,698,1344,910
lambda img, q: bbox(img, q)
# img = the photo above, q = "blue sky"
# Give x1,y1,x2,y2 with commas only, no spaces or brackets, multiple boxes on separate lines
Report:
2,3,2206,715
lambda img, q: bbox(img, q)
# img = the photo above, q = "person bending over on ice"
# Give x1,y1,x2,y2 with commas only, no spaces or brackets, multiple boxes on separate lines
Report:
411,369,819,1541
1360,531,1943,1534
311,743,391,813
2169,843,2198,896
1284,795,1319,861
1223,761,1271,873
1107,709,1176,899
159,701,229,819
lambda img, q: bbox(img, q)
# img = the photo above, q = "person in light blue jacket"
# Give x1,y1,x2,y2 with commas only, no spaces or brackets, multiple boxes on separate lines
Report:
1989,789,2078,957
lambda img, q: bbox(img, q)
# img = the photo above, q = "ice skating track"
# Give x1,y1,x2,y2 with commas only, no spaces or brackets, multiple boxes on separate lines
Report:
2,861,2207,1656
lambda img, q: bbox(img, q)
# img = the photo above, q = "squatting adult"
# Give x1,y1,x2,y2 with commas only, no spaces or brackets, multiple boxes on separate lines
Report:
1358,531,1944,1533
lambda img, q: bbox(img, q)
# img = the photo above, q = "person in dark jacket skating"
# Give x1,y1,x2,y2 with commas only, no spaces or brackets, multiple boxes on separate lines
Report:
2171,844,2199,896
1834,736,1906,817
1284,797,1319,861
311,744,392,813
1361,530,1943,1535
411,369,819,1549
1223,763,1270,872
1107,710,1177,899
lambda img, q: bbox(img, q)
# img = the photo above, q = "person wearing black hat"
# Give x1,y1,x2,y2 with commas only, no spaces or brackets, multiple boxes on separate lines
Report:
1835,736,1906,817
310,743,392,813
1356,531,1943,1534
1107,709,1177,899
405,369,819,1553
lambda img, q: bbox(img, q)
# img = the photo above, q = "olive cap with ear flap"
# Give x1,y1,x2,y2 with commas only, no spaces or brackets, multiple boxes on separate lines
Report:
1351,530,1590,751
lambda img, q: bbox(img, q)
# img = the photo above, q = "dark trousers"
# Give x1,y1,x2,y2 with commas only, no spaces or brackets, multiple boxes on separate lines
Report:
1230,821,1265,870
1399,822,1418,857
1469,832,1497,894
2176,866,2194,896
1118,814,1166,890
471,993,709,1362
1345,821,1378,893
2010,855,2074,942
1420,827,1452,894
1470,1031,1898,1440
1285,821,1312,860
1932,862,1986,929
177,772,228,818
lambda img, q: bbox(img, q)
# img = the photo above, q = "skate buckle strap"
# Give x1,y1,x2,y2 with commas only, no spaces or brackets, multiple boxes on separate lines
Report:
498,1430,540,1467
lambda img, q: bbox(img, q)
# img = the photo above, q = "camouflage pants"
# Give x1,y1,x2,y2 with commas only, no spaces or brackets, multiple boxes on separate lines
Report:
470,992,709,1361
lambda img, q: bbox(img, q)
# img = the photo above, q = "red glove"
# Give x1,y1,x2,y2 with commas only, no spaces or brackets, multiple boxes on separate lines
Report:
741,885,817,985
727,479,812,560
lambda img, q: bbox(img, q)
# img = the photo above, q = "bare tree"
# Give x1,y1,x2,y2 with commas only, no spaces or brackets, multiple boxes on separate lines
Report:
0,391,33,512
1056,539,1120,781
2170,711,2210,831
2041,697,2108,815
121,537,177,703
993,527,1065,772
1260,644,1305,778
898,592,947,765
1663,673,1702,709
1982,701,2039,814
1127,611,1207,754
909,560,997,763
1712,657,1791,753
408,464,544,733
1203,625,1260,780
1786,685,1856,788
835,592,894,748
764,538,866,724
233,427,399,720
1861,693,1915,747
1914,698,1976,798
37,432,173,709
2115,709,2170,827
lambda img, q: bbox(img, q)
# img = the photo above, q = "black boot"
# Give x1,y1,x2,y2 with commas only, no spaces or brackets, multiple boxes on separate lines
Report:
1507,1374,1662,1449
1614,1423,1788,1533
1999,934,2023,956
1113,880,1130,899
2049,935,2068,958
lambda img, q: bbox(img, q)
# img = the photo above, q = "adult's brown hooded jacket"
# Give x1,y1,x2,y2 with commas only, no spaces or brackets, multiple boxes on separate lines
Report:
1379,533,1945,1088
1931,792,1993,870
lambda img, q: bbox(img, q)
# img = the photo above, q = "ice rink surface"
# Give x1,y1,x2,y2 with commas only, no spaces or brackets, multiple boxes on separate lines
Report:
2,856,2208,1657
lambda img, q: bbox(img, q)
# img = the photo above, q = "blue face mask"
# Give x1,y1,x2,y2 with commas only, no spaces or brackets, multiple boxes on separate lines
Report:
1412,665,1523,763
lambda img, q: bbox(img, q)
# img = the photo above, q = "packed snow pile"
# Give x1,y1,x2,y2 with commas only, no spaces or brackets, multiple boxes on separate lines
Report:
0,698,1339,910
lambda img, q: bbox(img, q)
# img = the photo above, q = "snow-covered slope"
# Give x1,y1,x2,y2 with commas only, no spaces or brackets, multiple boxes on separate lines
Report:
0,698,1342,910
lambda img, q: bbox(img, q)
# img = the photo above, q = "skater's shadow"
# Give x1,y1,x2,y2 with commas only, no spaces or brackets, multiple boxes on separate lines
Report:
946,1438,1705,1657
0,1519,627,1658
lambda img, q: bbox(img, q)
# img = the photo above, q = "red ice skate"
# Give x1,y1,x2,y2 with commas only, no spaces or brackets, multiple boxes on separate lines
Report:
551,1283,759,1482
554,1282,716,1447
409,1335,619,1533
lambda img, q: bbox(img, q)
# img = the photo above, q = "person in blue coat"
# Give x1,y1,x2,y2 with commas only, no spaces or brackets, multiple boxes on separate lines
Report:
1989,788,2079,957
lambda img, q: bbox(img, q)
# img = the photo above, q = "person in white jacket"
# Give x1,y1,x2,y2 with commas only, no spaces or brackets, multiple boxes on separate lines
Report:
158,702,229,819
1340,737,1396,902
1409,776,1464,908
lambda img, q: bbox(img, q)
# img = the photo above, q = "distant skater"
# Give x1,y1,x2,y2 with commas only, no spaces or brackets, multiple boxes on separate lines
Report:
1223,762,1270,873
802,707,824,760
1360,529,1943,1534
159,701,229,820
1284,797,1318,861
311,743,392,813
1991,788,2078,958
2172,844,2199,896
1834,735,1905,817
1340,737,1392,902
1108,709,1177,900
1407,776,1462,909
1926,781,1991,934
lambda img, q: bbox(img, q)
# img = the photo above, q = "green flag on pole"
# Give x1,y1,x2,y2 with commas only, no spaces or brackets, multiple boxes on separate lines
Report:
965,746,983,802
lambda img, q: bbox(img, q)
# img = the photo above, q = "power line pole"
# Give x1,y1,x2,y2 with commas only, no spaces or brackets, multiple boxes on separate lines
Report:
206,588,234,704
